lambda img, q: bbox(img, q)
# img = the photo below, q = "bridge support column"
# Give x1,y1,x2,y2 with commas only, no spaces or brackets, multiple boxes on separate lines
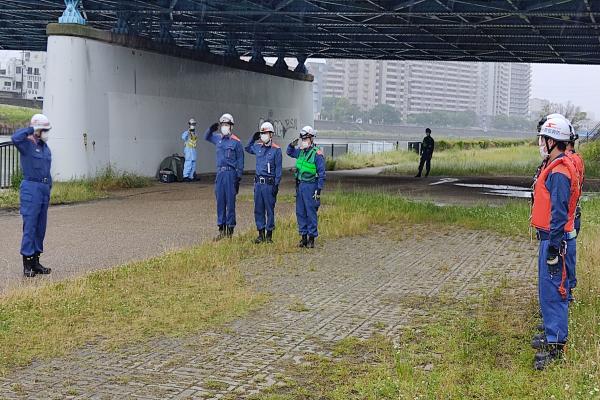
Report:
43,24,313,180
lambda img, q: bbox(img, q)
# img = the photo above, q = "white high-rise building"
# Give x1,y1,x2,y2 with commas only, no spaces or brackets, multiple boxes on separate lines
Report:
316,59,531,120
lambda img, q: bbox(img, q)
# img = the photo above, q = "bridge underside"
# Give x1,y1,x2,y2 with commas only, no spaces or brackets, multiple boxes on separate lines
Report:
1,0,600,64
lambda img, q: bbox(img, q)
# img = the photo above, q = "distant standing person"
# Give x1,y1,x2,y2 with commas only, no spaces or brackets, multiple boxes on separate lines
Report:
11,114,53,277
415,128,434,177
181,118,198,182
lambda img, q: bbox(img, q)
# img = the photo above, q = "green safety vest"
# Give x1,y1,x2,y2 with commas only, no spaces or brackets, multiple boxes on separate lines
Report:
295,146,320,181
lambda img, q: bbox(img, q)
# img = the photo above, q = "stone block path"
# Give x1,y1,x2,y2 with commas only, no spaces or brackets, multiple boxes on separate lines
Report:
0,227,537,399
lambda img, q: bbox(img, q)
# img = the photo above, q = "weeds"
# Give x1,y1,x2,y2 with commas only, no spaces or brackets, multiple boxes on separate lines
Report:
0,105,40,126
0,166,153,209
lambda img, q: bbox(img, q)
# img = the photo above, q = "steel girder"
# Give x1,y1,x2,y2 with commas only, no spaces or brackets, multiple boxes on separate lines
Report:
0,0,600,64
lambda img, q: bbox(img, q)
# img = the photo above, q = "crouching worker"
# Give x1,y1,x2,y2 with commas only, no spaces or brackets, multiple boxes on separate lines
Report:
287,126,325,248
530,117,580,370
245,122,282,243
11,114,53,277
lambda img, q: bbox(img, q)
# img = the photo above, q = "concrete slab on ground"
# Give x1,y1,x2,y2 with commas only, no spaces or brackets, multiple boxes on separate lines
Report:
0,227,538,398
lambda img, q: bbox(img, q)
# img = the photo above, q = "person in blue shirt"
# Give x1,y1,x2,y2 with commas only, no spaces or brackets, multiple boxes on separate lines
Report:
181,118,198,182
11,114,53,277
204,113,244,240
286,125,326,248
245,121,282,244
530,117,579,370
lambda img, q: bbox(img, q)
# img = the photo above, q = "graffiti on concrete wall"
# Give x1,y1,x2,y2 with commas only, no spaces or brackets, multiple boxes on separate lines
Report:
258,110,297,139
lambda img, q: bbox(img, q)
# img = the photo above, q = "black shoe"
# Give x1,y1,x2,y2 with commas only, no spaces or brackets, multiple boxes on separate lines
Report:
183,177,192,182
32,253,51,274
534,343,564,370
214,225,226,241
414,174,421,178
254,229,266,244
307,236,315,248
265,230,273,243
226,226,234,238
531,333,547,350
22,255,36,278
298,235,308,248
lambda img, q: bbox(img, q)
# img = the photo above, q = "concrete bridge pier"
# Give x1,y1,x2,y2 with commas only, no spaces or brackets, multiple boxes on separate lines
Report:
43,24,313,180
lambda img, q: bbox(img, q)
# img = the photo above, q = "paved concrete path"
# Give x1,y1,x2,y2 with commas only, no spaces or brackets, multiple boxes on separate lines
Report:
0,180,295,293
0,227,537,399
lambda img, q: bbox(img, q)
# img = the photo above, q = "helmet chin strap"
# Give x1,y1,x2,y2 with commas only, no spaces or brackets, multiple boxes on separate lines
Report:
545,137,557,156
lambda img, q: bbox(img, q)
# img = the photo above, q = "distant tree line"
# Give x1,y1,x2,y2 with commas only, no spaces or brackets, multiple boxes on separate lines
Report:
319,96,590,131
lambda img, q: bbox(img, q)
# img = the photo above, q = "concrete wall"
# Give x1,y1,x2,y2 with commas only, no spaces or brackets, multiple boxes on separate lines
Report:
43,31,313,180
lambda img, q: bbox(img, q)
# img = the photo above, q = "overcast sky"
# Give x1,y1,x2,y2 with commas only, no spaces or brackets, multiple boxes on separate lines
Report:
2,50,599,119
531,64,600,120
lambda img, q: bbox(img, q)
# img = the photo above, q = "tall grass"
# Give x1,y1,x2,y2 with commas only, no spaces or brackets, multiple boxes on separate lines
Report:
0,167,153,209
0,104,40,126
385,144,542,176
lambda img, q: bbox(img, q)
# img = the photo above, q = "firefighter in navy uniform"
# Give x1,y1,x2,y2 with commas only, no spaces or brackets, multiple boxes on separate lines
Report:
11,114,53,277
286,126,326,248
245,122,283,243
204,113,244,240
530,117,581,370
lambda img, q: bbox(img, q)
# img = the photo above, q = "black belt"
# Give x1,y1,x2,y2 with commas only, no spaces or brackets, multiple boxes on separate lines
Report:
24,177,50,184
255,176,275,185
536,230,577,241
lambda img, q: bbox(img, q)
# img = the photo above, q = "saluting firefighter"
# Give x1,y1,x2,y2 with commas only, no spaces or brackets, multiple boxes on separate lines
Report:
245,122,282,243
530,116,581,370
204,113,244,240
286,126,326,248
11,114,53,277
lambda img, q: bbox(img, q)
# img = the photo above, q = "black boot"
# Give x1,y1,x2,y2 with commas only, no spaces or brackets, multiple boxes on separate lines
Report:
254,229,266,244
265,230,273,243
531,333,547,350
226,226,234,238
307,236,315,248
534,343,564,370
32,253,51,274
214,225,226,241
298,235,308,248
536,322,544,332
22,255,36,278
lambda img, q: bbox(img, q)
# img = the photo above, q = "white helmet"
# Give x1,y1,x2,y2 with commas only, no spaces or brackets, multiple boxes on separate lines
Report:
31,114,51,131
219,113,234,125
539,117,572,142
188,118,197,126
300,125,315,138
260,121,274,133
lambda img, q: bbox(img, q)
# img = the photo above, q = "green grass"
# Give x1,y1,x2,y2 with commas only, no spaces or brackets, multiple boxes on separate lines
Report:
1,190,599,399
0,104,40,126
331,141,600,178
0,167,153,209
254,196,600,400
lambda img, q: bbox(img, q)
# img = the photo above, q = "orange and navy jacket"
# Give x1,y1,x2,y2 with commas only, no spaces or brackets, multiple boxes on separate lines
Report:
531,154,580,247
565,150,585,192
